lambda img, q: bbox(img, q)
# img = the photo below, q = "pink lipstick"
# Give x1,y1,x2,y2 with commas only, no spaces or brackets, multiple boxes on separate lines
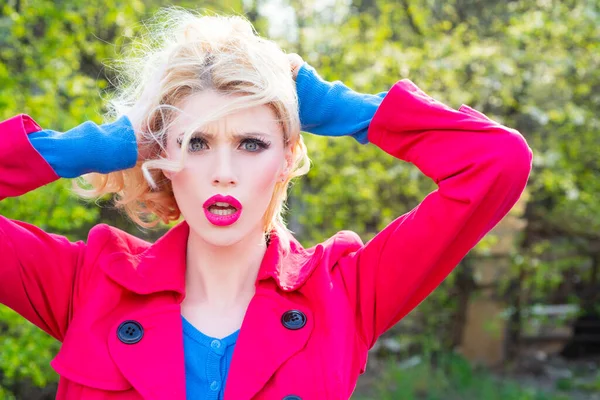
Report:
202,195,243,226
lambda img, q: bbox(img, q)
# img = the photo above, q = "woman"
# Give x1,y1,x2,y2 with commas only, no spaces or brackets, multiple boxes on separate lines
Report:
0,9,532,400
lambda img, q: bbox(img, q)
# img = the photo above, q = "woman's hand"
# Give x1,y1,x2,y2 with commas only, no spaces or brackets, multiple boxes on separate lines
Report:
287,53,305,80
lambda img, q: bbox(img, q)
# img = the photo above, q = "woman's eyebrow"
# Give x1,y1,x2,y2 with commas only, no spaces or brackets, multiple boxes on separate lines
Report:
183,130,272,140
232,131,272,139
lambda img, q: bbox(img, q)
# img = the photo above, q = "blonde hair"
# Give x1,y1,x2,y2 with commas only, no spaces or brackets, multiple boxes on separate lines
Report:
77,8,310,250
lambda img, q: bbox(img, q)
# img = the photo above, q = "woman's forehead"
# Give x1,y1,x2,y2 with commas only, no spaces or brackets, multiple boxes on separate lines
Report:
171,91,282,138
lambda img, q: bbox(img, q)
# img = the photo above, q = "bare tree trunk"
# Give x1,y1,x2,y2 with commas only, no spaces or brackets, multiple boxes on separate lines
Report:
506,266,525,360
449,259,476,348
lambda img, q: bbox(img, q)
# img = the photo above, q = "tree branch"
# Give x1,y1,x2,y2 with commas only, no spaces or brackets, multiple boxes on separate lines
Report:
400,0,423,36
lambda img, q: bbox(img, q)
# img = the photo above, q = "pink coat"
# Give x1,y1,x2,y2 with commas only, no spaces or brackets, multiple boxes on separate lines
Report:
0,80,532,399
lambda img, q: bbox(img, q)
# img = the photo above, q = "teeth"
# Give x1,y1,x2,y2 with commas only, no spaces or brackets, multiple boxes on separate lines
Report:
214,202,231,207
209,208,237,216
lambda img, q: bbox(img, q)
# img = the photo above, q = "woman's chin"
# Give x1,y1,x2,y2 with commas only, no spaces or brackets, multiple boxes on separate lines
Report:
205,234,245,248
188,219,261,248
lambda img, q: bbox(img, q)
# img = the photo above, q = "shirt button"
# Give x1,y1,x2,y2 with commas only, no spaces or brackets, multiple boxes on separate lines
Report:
210,339,221,349
210,381,220,391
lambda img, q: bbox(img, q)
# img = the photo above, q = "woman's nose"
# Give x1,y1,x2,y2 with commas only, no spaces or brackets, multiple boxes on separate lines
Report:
211,151,238,187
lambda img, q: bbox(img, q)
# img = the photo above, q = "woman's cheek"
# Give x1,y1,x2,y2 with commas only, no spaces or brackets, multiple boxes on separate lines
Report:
245,153,282,190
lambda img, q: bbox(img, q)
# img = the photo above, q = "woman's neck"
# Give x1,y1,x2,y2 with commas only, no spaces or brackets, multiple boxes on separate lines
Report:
183,227,267,310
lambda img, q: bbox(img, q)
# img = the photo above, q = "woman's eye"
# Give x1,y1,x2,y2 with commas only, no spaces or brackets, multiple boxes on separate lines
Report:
189,138,207,152
243,141,259,152
241,138,269,152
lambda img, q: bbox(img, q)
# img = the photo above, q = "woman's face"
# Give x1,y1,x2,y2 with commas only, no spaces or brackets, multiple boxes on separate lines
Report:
165,90,291,247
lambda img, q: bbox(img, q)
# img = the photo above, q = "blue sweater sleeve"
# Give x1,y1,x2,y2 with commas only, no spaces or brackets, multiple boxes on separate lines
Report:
28,116,138,178
295,63,387,144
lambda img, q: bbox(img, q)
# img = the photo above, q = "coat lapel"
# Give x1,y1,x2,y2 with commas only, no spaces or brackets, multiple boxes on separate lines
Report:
108,303,186,400
224,283,314,400
222,231,321,399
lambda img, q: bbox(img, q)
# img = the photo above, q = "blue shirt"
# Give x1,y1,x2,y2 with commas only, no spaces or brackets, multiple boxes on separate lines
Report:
182,316,239,399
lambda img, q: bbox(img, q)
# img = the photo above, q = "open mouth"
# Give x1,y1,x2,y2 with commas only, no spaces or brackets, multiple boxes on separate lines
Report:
207,202,238,216
203,195,243,226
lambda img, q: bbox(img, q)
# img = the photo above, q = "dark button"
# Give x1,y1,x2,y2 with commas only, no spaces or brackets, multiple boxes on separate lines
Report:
283,396,302,400
281,310,306,330
117,320,144,344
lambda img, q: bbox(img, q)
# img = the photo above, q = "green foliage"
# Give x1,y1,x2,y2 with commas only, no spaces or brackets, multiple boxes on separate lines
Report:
0,180,97,236
290,134,435,243
555,370,600,393
0,307,58,389
357,354,572,400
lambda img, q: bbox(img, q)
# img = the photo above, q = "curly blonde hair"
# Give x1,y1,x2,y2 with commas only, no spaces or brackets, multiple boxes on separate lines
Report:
77,8,310,249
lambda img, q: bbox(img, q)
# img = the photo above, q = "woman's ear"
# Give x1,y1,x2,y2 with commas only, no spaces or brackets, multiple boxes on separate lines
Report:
279,147,294,181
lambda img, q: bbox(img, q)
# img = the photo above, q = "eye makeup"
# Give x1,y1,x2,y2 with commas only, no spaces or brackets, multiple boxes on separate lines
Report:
176,132,272,153
239,136,271,152
176,135,206,150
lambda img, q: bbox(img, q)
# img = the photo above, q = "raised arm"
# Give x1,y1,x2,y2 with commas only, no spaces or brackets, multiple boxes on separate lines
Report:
0,114,136,341
336,80,532,348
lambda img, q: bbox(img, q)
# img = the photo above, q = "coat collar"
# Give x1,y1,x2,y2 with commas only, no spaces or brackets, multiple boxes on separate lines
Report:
101,221,323,300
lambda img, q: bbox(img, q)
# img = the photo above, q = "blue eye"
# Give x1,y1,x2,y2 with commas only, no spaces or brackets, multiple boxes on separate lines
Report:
189,138,207,152
176,136,207,152
241,138,270,152
243,141,259,152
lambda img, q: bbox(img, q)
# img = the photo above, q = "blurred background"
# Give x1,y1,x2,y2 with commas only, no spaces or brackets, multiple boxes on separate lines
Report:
0,0,598,399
